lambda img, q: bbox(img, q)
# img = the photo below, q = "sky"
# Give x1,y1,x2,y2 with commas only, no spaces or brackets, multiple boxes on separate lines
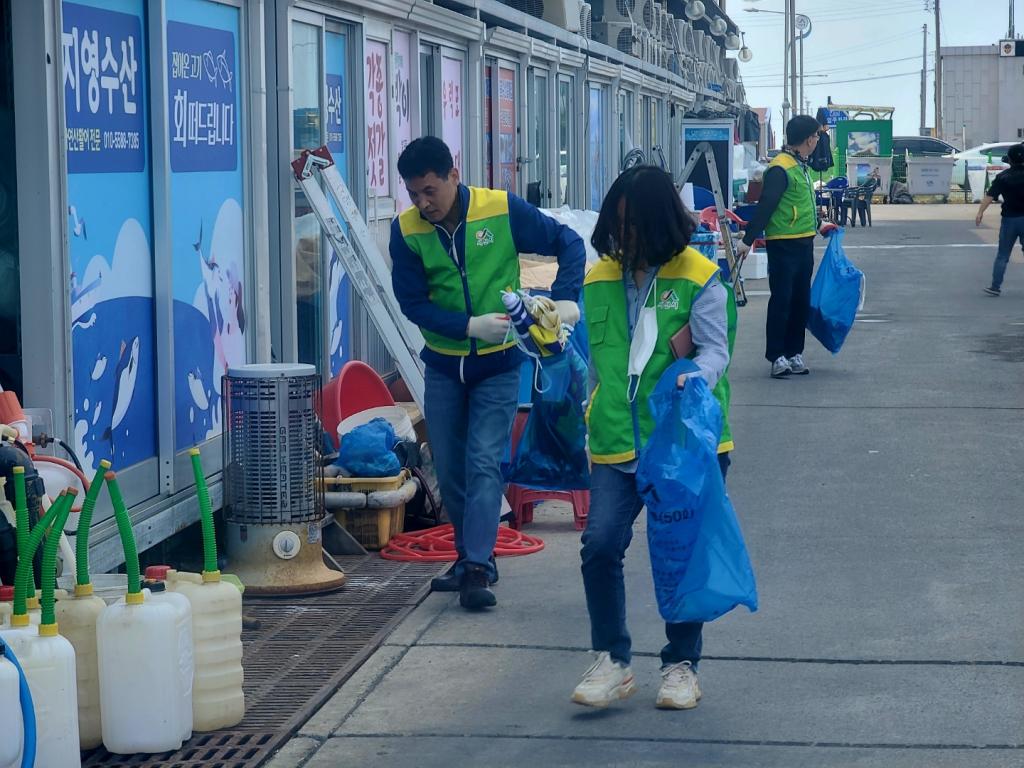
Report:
734,0,1014,139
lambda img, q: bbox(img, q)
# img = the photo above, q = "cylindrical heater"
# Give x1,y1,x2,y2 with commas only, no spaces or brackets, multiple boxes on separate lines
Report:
221,364,345,595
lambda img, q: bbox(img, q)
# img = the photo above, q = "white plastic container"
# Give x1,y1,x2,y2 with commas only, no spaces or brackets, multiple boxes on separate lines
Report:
97,594,184,753
0,652,23,768
55,590,106,749
174,578,245,730
18,630,81,768
0,586,12,628
338,405,416,443
144,582,194,742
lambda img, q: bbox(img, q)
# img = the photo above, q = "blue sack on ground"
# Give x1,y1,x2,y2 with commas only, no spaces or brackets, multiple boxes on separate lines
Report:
337,417,401,477
504,344,590,491
807,229,864,354
636,360,758,623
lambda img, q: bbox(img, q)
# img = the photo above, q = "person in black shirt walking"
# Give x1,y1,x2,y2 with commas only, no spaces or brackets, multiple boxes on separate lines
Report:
977,143,1024,296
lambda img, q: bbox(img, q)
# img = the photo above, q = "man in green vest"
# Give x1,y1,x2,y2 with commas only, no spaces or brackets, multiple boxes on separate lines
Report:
390,137,585,610
737,115,838,378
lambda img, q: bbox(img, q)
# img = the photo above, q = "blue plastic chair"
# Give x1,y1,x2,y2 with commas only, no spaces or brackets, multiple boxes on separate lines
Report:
691,186,716,211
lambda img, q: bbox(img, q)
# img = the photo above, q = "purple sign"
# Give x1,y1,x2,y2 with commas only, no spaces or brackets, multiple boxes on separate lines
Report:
167,20,237,173
61,2,145,174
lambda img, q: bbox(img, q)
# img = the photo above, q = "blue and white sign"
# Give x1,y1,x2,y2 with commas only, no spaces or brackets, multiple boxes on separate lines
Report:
63,0,156,472
62,2,144,173
822,109,849,127
684,127,731,142
167,20,238,172
169,0,246,450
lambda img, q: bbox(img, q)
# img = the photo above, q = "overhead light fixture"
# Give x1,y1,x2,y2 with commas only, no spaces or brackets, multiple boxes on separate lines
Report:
684,1,706,21
725,33,742,50
710,17,728,36
738,32,753,62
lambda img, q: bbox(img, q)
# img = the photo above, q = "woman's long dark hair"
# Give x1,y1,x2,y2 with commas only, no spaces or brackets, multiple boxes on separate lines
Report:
590,165,697,274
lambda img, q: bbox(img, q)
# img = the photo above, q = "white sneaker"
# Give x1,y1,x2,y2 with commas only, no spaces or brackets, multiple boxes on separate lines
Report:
655,661,702,710
571,651,637,708
770,356,792,378
789,353,810,375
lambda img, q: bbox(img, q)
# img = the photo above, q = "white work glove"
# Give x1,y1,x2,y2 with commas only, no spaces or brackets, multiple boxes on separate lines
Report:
466,313,511,344
553,300,581,328
735,241,752,260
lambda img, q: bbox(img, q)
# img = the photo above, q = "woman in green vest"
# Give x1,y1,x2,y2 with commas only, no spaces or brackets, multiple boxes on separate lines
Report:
737,115,838,378
572,166,735,711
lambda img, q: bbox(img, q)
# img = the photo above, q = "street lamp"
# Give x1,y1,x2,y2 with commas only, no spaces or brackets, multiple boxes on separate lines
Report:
684,1,706,21
738,32,753,63
743,7,812,124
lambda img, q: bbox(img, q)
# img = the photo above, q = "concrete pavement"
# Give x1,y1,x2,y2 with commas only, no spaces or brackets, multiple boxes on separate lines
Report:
272,205,1024,767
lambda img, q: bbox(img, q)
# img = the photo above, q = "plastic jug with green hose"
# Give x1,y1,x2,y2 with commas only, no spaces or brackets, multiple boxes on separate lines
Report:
54,460,109,749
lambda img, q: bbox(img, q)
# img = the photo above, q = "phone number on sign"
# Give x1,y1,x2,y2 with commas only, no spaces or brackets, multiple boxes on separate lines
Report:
66,127,140,152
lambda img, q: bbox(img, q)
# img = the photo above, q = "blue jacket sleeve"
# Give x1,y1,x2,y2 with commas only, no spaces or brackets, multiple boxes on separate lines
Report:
389,218,470,340
507,193,586,301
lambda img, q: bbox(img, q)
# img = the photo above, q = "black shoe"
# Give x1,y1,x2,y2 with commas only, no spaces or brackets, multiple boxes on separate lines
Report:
459,565,497,610
984,286,1001,297
489,555,499,586
431,565,462,593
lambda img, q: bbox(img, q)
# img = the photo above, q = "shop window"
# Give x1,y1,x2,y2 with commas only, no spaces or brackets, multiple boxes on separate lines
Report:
484,64,493,187
441,55,465,177
61,0,158,472
419,51,435,136
365,38,389,198
167,0,247,451
391,29,412,209
291,20,323,373
588,84,605,210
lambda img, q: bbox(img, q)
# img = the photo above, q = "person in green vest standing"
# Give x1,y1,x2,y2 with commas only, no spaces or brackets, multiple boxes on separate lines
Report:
572,166,736,711
737,115,838,378
390,137,585,610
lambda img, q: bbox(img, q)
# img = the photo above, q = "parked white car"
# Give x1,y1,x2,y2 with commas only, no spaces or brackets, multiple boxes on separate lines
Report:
950,142,1019,188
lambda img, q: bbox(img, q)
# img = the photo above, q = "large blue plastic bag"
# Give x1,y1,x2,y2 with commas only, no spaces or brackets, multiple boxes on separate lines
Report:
807,229,864,354
504,344,590,491
337,418,401,477
636,360,758,623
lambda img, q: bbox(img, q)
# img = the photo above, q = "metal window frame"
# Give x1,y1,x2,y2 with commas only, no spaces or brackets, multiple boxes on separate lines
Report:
526,64,555,206
555,71,578,207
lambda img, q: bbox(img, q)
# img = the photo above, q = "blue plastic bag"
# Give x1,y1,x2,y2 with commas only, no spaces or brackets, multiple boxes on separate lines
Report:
337,418,401,477
504,344,590,491
807,229,864,354
636,360,758,623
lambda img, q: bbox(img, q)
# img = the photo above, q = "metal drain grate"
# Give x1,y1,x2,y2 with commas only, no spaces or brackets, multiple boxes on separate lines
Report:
82,557,444,767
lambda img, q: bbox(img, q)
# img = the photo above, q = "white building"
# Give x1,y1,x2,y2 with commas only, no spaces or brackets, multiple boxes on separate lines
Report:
941,41,1024,149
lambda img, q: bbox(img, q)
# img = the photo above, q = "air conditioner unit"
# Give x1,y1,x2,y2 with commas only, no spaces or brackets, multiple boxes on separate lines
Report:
639,0,655,32
693,29,706,58
591,0,638,24
506,0,545,19
724,58,738,80
660,44,670,69
649,2,662,38
543,0,583,32
580,2,593,38
593,20,640,56
661,8,671,43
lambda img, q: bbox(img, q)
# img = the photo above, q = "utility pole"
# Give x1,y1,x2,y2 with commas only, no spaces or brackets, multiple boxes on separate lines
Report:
789,0,799,119
1010,0,1016,39
799,30,805,116
920,24,928,136
934,0,942,139
782,0,792,128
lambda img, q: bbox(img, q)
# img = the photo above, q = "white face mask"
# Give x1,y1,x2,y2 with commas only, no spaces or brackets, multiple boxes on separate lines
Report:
627,277,659,402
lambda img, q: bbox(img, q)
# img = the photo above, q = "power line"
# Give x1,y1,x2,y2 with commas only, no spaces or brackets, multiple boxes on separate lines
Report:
742,69,933,89
740,54,932,80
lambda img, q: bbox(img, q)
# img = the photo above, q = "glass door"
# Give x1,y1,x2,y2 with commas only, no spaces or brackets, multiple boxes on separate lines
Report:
486,59,518,194
557,74,575,205
587,83,606,211
527,67,550,205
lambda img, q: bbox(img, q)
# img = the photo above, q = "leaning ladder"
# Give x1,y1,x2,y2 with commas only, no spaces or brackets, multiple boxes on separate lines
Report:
677,141,748,307
291,146,426,407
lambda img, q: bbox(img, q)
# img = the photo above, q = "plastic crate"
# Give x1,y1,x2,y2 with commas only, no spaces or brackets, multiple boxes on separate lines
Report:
330,470,408,550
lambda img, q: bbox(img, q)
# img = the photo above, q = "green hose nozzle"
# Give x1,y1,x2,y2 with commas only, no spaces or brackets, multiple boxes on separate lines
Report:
12,467,27,575
39,489,76,634
105,471,143,604
12,491,71,624
75,460,111,593
189,448,220,581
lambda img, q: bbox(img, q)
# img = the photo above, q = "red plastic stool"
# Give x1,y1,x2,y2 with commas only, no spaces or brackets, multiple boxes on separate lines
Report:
318,361,395,449
504,408,590,531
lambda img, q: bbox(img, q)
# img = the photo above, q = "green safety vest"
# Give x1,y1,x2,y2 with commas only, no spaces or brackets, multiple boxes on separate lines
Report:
398,187,521,356
765,151,817,240
583,247,736,463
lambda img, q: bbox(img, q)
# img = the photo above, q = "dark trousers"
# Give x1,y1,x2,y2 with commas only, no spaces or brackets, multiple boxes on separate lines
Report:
992,215,1024,290
765,236,815,362
580,453,730,668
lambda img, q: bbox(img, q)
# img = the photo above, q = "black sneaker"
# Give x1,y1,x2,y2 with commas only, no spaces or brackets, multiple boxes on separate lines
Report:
489,555,499,586
984,286,1001,297
430,565,462,593
459,564,497,610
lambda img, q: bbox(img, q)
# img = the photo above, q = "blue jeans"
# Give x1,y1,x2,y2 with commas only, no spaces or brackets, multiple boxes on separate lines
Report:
424,365,520,580
992,215,1024,290
580,454,730,667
